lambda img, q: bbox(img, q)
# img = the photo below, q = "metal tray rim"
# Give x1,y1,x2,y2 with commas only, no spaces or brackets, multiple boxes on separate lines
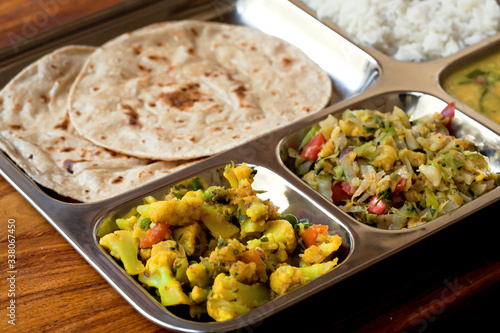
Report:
2,0,500,331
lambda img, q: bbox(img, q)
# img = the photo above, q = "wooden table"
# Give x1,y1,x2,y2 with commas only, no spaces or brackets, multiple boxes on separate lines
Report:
1,1,499,332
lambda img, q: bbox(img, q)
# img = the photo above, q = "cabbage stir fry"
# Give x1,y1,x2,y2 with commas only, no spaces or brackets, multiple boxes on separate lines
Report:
290,103,499,229
99,163,342,322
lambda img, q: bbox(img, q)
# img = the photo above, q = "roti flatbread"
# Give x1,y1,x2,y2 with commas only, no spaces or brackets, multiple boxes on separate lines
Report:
68,20,332,161
0,45,194,202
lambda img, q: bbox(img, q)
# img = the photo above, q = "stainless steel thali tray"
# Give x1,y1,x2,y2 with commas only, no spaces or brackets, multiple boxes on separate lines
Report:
1,0,500,332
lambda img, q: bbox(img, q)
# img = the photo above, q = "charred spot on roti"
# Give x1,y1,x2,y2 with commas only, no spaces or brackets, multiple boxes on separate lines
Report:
147,54,168,62
173,30,183,41
60,147,75,153
136,63,152,73
232,86,247,107
281,57,293,66
111,175,124,184
156,82,173,88
28,154,33,159
63,159,85,174
120,104,141,127
12,103,21,113
7,124,23,130
130,44,142,55
40,95,50,103
91,87,100,92
54,112,70,130
159,83,203,110
190,27,199,37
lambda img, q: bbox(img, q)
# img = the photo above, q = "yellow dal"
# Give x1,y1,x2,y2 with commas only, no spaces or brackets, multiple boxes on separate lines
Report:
443,50,500,125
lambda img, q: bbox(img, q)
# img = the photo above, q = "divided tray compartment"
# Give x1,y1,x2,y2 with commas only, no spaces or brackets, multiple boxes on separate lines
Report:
1,0,500,332
93,162,354,331
279,91,500,232
438,41,500,129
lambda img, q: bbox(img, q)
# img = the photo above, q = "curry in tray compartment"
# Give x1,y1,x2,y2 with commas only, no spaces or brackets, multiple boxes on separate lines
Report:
98,163,343,322
288,104,498,229
443,50,500,125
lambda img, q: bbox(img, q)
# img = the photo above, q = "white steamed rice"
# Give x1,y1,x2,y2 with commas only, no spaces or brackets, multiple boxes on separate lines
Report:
301,0,500,62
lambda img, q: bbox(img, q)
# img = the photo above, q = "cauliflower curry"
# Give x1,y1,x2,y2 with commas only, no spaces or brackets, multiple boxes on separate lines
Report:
99,163,343,322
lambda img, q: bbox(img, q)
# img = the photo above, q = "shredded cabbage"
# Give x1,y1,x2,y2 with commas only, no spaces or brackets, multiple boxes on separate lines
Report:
291,107,499,229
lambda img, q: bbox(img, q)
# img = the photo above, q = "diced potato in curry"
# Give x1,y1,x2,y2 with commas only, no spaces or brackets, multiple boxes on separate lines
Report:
99,163,342,322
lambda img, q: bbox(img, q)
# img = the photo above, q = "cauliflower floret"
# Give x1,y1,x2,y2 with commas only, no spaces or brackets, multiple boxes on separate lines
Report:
190,286,209,304
208,239,247,270
138,240,191,307
269,260,338,295
223,163,255,188
229,261,260,284
205,239,267,283
187,262,212,289
300,234,342,266
239,197,271,238
247,219,298,268
99,230,144,275
149,193,205,226
172,222,207,257
207,273,270,321
268,265,302,295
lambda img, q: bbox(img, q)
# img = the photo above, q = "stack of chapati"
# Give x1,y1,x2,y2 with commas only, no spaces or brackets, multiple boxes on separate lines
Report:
0,20,332,202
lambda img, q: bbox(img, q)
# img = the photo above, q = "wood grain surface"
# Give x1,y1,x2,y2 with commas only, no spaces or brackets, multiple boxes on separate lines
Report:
0,0,130,50
1,1,500,333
